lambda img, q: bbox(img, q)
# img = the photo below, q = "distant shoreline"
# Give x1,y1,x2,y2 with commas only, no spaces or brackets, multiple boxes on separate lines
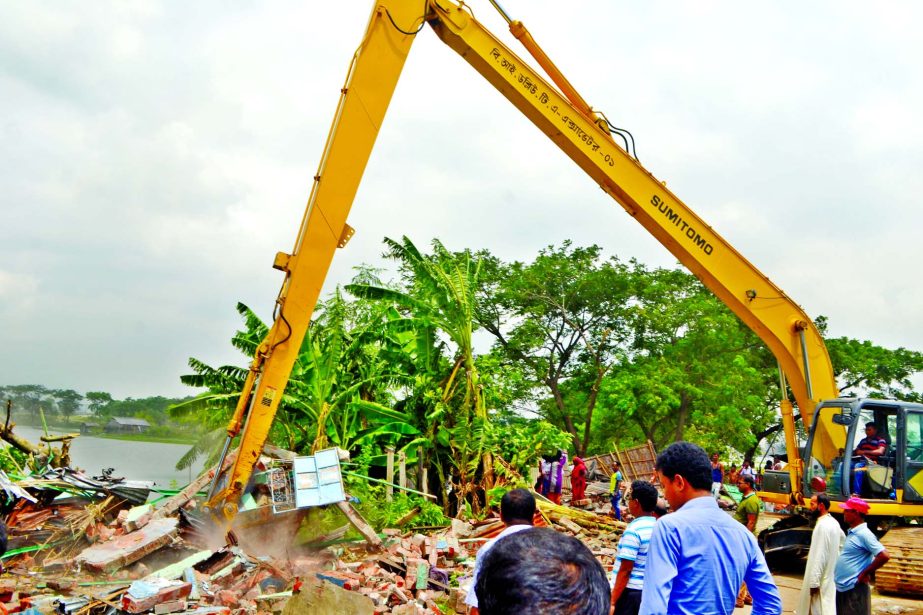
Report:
7,417,198,446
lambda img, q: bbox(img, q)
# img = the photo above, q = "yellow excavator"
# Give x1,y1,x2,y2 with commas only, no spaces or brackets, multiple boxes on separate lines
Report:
203,0,922,592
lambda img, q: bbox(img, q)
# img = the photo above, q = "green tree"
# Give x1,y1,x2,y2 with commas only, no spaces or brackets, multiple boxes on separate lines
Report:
171,298,418,471
821,319,923,401
85,391,114,417
286,289,419,454
51,389,83,424
103,396,179,424
482,243,633,455
595,265,777,453
3,384,52,425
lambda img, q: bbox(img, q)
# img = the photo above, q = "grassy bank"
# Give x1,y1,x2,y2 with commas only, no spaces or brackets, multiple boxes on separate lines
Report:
90,432,198,445
13,415,200,446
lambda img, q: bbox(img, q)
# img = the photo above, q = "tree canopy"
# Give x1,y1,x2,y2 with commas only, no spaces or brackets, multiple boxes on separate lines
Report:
9,239,922,511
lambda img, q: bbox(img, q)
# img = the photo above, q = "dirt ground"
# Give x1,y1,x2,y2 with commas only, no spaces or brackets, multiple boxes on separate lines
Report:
746,513,923,615
733,572,923,615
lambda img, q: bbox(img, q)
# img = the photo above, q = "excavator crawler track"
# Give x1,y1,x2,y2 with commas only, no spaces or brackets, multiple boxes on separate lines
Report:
875,527,923,597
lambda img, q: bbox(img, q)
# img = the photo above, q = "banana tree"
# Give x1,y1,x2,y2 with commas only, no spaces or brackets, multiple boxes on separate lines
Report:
347,236,495,514
171,298,419,469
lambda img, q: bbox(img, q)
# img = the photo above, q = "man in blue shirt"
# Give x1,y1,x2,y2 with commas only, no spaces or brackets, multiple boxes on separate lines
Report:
834,496,891,615
851,422,887,496
639,442,782,615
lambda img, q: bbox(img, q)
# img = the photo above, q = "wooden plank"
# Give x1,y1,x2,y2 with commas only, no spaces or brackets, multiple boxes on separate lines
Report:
335,500,382,548
615,444,636,482
154,450,238,520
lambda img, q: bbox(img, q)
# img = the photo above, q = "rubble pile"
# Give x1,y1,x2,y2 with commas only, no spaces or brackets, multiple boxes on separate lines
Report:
270,497,624,615
0,427,626,614
0,466,624,614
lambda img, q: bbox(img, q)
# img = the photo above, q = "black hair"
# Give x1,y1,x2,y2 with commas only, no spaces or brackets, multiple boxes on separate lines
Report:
629,480,658,513
655,441,712,491
865,421,877,430
815,494,831,511
739,475,755,489
653,499,669,518
476,527,610,615
501,488,536,524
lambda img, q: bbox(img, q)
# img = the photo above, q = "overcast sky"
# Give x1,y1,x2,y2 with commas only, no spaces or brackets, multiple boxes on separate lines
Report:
2,1,921,400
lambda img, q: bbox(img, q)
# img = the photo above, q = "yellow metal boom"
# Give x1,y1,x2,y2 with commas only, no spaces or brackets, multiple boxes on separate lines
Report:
207,0,840,519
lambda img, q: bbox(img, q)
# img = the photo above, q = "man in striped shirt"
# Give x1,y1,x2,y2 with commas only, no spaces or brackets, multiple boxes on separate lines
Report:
610,480,658,615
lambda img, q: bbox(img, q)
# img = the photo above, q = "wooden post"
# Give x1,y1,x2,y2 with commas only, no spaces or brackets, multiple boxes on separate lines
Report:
421,467,429,495
398,451,407,491
417,454,424,492
386,447,395,501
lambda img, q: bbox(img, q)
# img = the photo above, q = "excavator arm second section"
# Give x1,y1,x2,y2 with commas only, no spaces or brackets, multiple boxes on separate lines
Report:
426,0,838,423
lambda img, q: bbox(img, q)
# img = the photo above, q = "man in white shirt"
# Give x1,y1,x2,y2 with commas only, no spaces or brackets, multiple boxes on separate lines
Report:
465,488,535,614
796,493,845,615
740,459,757,482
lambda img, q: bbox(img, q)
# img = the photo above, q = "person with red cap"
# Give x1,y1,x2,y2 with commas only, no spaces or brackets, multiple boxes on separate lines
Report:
834,496,890,615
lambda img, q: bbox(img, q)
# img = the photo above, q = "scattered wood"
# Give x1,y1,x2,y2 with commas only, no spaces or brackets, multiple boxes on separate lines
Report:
536,497,624,533
336,500,382,548
582,440,658,484
395,507,421,528
153,449,239,520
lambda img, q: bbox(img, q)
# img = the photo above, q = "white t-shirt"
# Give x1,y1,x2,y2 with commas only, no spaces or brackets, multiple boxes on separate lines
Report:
464,524,533,608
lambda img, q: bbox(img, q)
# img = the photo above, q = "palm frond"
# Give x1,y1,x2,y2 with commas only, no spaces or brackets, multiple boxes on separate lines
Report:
175,427,226,472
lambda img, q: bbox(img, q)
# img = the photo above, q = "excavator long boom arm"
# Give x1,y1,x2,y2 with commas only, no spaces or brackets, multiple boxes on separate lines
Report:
207,0,838,519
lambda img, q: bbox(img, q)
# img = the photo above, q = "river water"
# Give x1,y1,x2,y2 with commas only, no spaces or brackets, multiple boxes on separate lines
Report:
12,426,207,490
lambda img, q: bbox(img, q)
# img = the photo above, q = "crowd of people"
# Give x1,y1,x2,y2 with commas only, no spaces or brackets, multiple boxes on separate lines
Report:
469,441,892,615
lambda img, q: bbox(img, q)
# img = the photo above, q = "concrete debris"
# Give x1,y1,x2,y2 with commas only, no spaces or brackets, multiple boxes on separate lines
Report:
77,518,180,572
122,579,192,614
0,441,632,615
283,575,374,615
123,504,155,533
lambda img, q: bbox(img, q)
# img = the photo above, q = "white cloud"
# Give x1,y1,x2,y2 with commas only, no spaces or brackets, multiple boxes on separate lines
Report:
2,0,922,398
0,271,39,315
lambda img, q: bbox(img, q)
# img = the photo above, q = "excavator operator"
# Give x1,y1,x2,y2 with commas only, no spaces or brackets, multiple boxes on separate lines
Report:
852,422,888,496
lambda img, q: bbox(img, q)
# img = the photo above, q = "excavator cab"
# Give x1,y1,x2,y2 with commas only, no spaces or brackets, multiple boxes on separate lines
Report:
802,398,923,506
